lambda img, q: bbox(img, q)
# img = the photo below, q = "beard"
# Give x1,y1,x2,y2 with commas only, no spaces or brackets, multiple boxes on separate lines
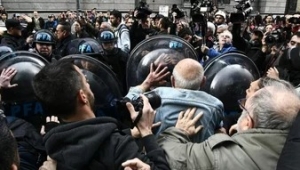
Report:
111,21,118,27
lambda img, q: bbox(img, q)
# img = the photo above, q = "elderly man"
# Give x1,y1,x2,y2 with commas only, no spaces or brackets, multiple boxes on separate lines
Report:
201,30,236,59
158,79,300,170
126,58,224,142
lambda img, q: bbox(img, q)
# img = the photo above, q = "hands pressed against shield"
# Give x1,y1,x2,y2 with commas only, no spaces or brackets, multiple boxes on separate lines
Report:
175,108,203,136
140,63,170,91
0,67,18,89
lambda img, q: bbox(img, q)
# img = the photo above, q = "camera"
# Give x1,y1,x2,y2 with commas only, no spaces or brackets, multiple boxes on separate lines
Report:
288,17,300,24
191,0,213,23
115,91,161,128
230,0,254,23
171,4,185,19
135,1,152,20
265,30,283,45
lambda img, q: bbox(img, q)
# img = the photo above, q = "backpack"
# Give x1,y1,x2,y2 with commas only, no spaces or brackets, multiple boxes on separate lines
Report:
6,116,47,170
115,24,129,39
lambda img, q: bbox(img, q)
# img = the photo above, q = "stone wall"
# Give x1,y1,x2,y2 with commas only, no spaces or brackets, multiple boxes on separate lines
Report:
259,0,286,14
2,0,288,17
2,0,181,12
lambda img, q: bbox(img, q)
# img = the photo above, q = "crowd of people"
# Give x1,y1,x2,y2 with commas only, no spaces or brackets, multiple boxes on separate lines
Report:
0,2,299,170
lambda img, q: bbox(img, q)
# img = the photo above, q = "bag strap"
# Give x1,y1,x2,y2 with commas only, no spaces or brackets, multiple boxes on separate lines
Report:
117,24,128,38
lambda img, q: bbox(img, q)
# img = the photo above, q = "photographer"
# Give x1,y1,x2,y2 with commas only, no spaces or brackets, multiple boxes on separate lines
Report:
1,19,33,51
130,2,156,50
178,27,202,55
32,59,170,170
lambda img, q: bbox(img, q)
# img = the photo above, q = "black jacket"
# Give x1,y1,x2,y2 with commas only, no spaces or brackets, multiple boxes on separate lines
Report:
130,20,156,51
1,32,29,51
44,117,170,170
95,48,128,93
232,23,252,53
74,31,91,39
54,34,74,58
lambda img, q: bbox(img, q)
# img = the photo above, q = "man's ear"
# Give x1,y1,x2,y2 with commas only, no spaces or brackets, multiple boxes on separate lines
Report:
247,115,254,129
200,76,206,88
171,75,175,88
78,89,87,104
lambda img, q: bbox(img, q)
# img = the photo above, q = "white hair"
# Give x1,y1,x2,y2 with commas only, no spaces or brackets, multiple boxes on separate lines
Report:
172,67,204,90
207,22,216,35
219,30,232,40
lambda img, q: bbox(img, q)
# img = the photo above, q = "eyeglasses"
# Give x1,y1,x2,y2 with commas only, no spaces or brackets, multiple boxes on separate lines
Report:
238,98,254,126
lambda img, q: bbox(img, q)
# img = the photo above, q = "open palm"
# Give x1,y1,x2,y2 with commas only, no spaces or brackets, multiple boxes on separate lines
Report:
0,67,18,89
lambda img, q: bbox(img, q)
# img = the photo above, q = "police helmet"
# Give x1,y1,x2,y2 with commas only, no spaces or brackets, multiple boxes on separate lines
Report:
98,29,117,43
0,46,13,57
78,42,96,54
67,38,102,55
33,29,55,47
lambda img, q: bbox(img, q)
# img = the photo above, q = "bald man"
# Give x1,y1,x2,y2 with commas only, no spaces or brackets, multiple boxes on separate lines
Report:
126,58,224,142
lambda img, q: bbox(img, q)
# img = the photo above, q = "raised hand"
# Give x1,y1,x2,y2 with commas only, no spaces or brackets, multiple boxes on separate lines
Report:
266,67,279,79
141,63,170,91
0,67,18,89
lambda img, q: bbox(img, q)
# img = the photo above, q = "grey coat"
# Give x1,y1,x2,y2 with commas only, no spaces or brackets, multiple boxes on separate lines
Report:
158,127,288,170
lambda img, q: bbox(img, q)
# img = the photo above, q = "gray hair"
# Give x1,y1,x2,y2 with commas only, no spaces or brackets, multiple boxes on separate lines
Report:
258,77,295,90
248,81,300,130
100,22,113,31
172,67,204,90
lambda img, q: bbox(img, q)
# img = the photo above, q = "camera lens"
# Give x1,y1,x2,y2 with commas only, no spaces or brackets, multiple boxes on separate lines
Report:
144,91,161,110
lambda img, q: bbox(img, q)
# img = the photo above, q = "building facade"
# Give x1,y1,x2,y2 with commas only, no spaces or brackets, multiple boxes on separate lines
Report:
1,0,292,16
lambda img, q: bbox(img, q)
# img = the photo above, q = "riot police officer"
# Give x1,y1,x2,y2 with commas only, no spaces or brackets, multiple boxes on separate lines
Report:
32,29,57,62
98,29,128,92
